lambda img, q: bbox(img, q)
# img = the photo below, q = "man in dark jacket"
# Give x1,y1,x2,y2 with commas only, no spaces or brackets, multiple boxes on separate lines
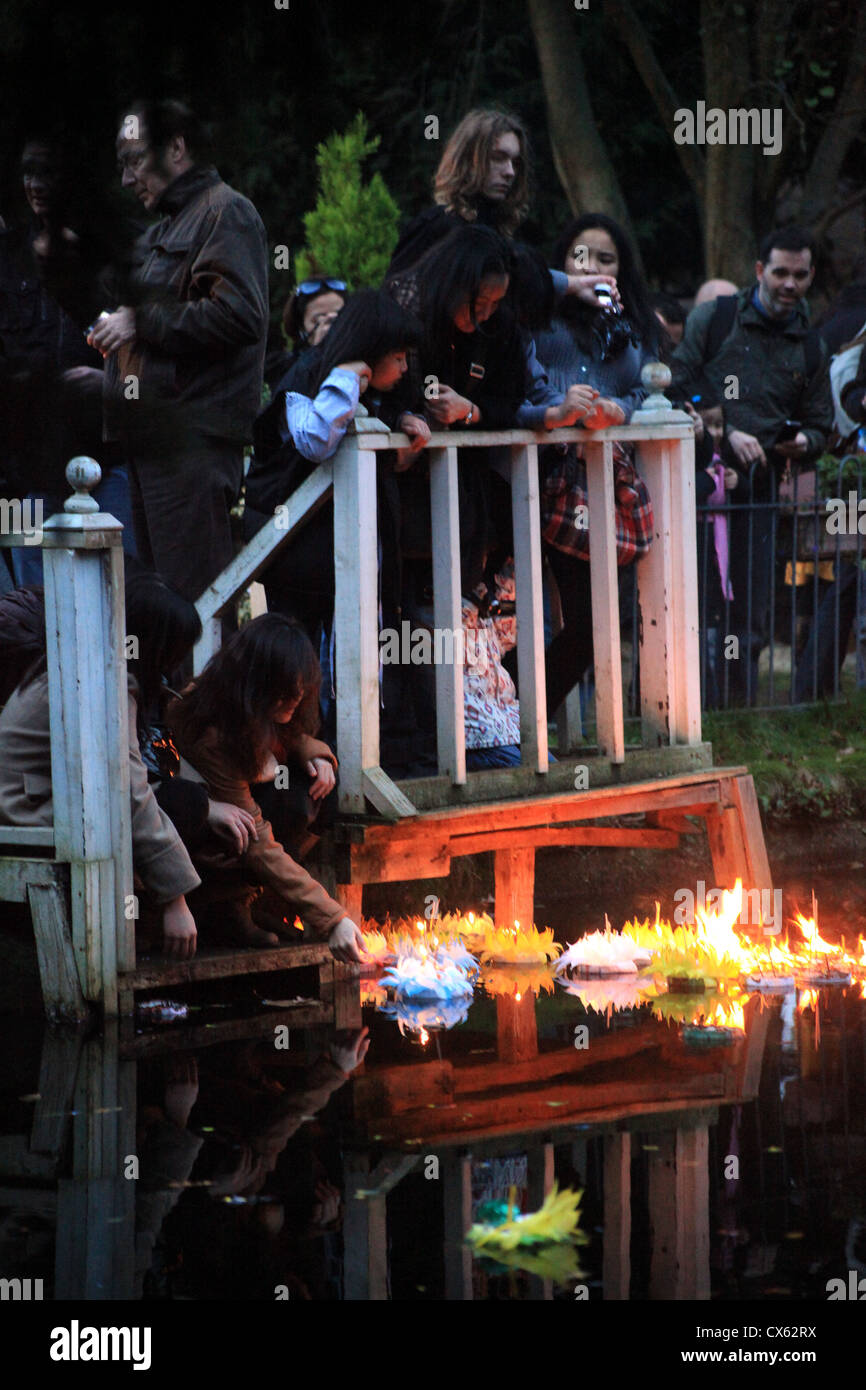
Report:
89,100,269,602
671,225,834,702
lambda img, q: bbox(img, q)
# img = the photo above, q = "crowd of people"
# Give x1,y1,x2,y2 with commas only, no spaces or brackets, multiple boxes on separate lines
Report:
1,100,863,960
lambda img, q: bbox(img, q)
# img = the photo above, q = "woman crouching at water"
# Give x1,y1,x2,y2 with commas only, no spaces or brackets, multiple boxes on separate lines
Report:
169,613,367,963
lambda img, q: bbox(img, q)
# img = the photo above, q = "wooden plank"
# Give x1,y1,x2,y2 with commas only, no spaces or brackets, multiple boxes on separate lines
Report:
364,1075,727,1142
361,767,418,820
349,835,451,883
585,439,624,762
648,1126,711,1300
429,445,466,784
737,993,774,1100
320,960,363,1030
345,423,694,452
450,826,680,855
668,433,702,744
30,1028,86,1159
333,442,379,813
121,1003,331,1059
353,769,735,840
704,804,751,890
494,846,535,925
603,1131,631,1300
197,463,333,621
0,827,55,848
453,1032,666,1093
28,881,89,1023
511,442,548,772
731,774,774,893
343,1155,389,1300
443,1155,474,1300
0,857,66,903
122,940,331,989
391,745,716,812
496,991,538,1063
193,614,222,676
636,440,676,747
527,1141,556,1299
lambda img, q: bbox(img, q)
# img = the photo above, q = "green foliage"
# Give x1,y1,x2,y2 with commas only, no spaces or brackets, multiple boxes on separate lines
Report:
294,113,400,291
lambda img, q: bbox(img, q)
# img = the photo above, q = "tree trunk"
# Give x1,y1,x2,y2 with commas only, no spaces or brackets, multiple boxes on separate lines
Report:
527,0,633,237
700,0,757,283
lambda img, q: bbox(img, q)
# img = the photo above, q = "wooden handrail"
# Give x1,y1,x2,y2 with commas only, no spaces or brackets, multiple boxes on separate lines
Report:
188,415,699,817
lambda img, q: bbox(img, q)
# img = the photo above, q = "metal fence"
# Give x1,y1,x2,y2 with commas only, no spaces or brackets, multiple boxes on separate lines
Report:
575,451,865,736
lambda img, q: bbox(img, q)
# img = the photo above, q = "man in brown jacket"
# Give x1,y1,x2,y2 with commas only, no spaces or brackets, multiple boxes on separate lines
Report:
89,100,269,602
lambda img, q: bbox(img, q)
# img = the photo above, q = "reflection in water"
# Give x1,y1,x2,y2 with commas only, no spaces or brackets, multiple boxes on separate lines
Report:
0,974,865,1300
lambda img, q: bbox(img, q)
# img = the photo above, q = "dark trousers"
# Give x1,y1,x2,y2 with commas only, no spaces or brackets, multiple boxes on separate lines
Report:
543,545,596,717
127,434,243,602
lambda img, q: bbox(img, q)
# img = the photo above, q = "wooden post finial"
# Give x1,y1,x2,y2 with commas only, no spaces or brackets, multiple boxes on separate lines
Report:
632,363,691,423
64,457,102,514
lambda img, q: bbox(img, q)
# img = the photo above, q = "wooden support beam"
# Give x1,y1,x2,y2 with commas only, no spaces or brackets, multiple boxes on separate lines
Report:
603,1131,631,1299
450,826,680,855
121,940,331,990
343,1155,389,1300
0,857,67,903
494,846,535,925
443,1155,474,1300
585,439,625,763
333,442,380,813
511,442,548,773
668,432,702,744
496,990,538,1064
636,440,676,747
361,768,417,820
648,1126,710,1300
42,511,133,1013
429,445,466,785
28,881,88,1024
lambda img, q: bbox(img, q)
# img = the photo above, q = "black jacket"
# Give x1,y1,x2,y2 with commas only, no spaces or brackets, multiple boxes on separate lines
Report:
105,165,269,446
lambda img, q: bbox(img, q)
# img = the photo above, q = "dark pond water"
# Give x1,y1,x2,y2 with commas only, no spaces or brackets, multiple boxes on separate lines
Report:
2,965,865,1310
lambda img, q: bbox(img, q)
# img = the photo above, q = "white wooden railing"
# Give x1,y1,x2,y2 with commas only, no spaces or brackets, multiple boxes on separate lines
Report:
195,385,701,817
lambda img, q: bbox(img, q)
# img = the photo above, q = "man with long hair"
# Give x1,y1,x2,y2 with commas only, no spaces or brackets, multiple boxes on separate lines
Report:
388,109,530,273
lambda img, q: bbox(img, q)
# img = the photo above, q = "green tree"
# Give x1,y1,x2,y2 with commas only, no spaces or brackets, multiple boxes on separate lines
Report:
295,113,400,289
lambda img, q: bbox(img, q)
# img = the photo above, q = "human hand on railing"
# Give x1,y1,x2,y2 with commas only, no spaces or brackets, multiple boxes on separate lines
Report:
162,895,198,960
306,757,335,801
328,917,369,965
337,360,372,393
582,397,625,430
547,383,599,428
727,429,766,467
395,412,431,469
87,306,136,355
207,800,258,854
426,385,475,427
564,272,621,309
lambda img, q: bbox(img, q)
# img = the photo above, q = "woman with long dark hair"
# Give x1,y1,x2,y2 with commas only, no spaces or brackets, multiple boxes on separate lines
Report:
245,289,429,644
169,613,367,963
534,212,659,718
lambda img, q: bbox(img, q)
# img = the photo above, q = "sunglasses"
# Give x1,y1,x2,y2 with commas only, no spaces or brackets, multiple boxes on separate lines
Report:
297,278,347,297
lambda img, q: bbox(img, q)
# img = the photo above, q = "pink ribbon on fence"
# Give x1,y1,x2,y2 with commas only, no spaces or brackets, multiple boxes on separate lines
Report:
707,458,734,602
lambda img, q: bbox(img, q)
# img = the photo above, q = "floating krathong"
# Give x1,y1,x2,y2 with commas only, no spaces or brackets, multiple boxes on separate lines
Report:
479,921,562,966
465,1184,588,1283
556,918,652,976
379,952,474,1004
379,995,472,1036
